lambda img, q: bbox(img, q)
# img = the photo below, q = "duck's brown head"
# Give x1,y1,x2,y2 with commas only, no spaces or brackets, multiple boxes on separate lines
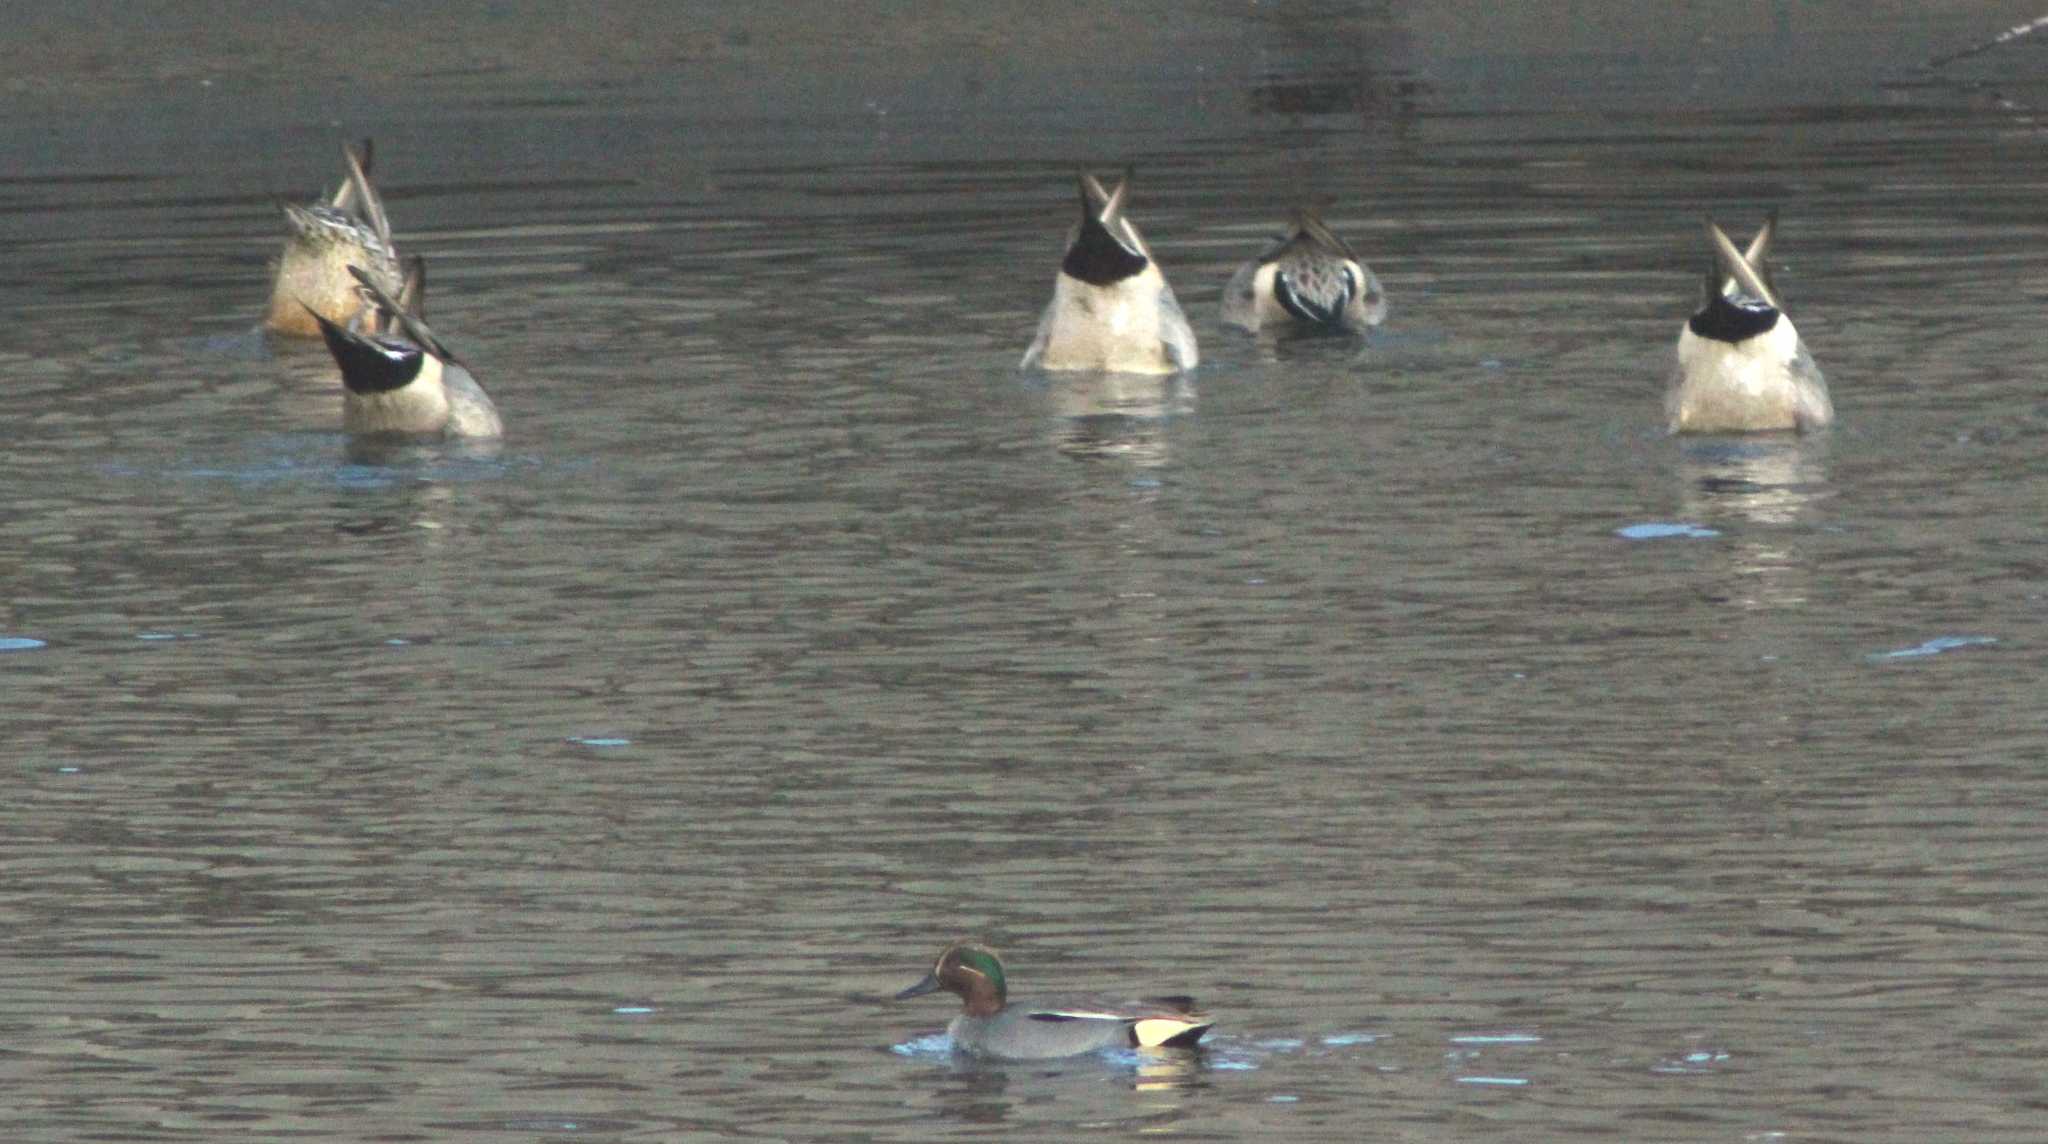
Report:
895,941,1007,1017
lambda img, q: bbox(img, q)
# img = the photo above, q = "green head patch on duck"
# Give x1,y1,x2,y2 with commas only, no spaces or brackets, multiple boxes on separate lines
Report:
896,942,1008,1016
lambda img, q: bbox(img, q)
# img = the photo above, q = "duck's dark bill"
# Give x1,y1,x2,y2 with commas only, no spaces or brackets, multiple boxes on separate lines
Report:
895,972,941,1000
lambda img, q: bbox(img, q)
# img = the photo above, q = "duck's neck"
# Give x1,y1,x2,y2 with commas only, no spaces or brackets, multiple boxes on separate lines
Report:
958,978,1004,1017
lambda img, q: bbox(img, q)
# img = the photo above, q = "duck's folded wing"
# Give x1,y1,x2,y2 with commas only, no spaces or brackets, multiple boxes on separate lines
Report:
1027,995,1213,1048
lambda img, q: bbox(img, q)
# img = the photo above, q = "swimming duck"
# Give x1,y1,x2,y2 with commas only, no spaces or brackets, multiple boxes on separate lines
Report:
264,140,405,338
1667,213,1832,434
1222,210,1387,334
1020,171,1199,375
895,941,1212,1060
307,262,503,440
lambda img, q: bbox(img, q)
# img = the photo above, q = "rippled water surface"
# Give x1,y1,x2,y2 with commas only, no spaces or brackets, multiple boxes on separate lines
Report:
6,3,2048,1141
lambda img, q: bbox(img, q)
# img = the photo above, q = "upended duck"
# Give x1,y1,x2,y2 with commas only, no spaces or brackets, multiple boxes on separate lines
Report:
265,139,405,338
1222,210,1387,335
896,941,1212,1060
1020,171,1198,375
1667,212,1831,434
307,262,502,440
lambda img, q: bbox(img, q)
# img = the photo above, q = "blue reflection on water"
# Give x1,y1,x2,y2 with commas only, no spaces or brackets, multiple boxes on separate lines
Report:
1870,635,1996,661
98,436,574,490
1615,521,1720,540
1652,1048,1731,1074
890,1032,954,1060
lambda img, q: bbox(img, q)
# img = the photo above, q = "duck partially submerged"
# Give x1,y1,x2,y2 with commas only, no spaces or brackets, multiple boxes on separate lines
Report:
1020,171,1199,375
308,261,502,441
1222,210,1386,334
264,140,405,338
1667,213,1831,434
896,941,1212,1061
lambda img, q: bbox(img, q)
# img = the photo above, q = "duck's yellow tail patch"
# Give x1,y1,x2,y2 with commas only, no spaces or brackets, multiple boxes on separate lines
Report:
1132,1017,1211,1048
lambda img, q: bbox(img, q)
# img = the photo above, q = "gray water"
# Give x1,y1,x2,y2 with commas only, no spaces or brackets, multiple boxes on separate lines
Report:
6,3,2048,1140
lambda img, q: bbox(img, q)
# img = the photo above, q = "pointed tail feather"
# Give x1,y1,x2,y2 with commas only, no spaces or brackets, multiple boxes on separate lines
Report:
348,264,453,362
1705,218,1780,310
342,144,393,251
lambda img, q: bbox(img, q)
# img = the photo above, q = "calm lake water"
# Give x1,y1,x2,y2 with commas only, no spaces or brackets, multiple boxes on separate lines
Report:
5,3,2048,1140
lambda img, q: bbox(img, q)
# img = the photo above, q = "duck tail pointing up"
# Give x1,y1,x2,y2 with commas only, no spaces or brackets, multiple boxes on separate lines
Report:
1289,208,1357,259
1705,218,1780,310
342,143,392,251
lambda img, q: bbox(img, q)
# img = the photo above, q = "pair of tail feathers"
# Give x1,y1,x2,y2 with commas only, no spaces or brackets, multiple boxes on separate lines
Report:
1078,169,1350,253
307,138,393,253
1084,167,1773,316
303,261,454,364
1704,211,1781,310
